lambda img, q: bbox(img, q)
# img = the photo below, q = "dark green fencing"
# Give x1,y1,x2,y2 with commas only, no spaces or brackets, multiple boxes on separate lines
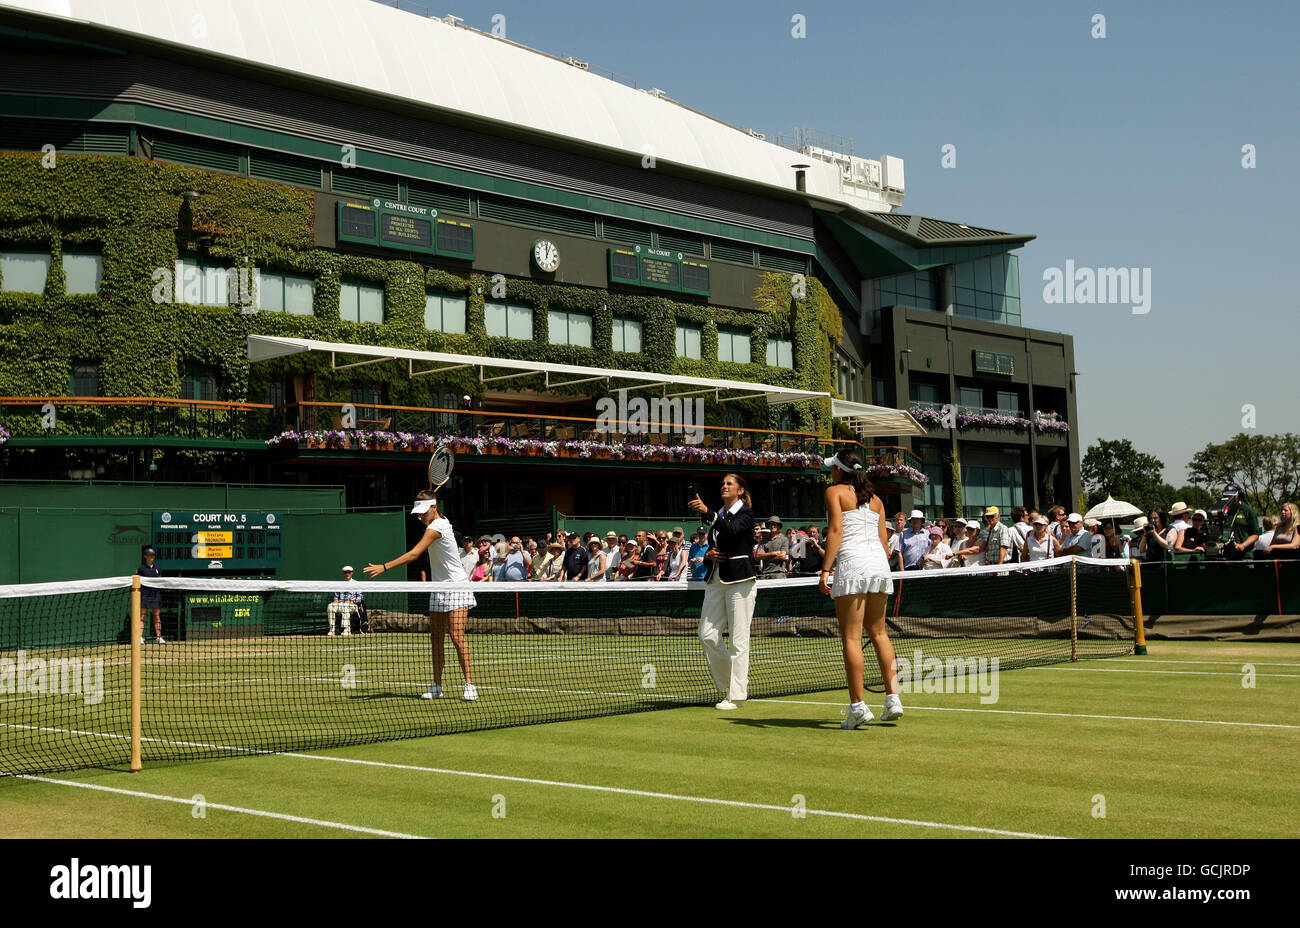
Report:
1138,559,1300,615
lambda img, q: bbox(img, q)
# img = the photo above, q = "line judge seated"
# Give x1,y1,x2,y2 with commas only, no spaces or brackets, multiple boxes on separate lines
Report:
327,565,363,636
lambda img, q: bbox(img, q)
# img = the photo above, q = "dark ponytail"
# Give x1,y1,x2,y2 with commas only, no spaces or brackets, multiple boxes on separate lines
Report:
833,449,874,509
724,472,753,509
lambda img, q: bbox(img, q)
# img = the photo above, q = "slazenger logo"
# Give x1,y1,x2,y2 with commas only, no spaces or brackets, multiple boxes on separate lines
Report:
49,859,151,908
107,525,149,545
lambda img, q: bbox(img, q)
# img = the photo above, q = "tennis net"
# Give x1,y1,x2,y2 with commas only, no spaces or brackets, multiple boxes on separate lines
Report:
0,556,1137,775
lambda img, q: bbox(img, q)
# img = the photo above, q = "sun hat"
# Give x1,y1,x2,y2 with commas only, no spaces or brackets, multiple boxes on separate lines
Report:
1130,516,1149,532
1067,512,1082,523
966,519,982,529
1168,502,1190,516
983,506,999,516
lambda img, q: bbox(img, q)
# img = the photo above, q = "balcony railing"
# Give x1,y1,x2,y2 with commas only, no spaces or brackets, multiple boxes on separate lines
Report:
0,397,928,481
909,402,1069,435
0,397,275,444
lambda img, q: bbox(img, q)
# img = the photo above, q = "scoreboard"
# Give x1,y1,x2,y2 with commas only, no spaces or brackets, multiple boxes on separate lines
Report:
152,511,282,570
608,246,711,296
337,199,476,260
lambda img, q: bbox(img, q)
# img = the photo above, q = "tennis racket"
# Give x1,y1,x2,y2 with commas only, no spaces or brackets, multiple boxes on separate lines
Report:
428,442,455,492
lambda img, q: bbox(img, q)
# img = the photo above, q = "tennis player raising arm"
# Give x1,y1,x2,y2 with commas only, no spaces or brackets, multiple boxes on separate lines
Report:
364,490,477,702
819,449,900,729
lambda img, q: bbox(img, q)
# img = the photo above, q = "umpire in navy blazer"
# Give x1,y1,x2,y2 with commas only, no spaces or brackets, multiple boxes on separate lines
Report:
688,473,760,710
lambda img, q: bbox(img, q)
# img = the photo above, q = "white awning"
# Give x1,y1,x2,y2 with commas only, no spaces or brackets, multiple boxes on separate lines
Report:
247,335,924,437
831,399,925,440
248,335,824,405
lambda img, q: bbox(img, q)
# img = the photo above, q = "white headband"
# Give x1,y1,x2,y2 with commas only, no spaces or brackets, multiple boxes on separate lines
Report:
824,454,861,475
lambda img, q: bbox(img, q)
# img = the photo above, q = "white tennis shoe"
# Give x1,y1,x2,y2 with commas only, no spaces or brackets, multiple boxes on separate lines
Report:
715,699,741,710
421,683,444,700
841,702,873,729
155,636,165,645
880,694,904,721
462,683,479,702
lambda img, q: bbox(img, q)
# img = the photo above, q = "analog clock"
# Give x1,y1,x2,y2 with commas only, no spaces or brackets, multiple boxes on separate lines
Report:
531,239,560,272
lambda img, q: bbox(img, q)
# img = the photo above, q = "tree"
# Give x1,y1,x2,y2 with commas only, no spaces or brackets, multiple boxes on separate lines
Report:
1081,438,1167,514
1187,433,1300,515
1174,484,1216,513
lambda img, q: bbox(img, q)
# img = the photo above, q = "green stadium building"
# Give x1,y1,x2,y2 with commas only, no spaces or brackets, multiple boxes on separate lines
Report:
0,0,1081,580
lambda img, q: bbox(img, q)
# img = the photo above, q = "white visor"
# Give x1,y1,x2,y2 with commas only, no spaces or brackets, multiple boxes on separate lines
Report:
410,499,436,515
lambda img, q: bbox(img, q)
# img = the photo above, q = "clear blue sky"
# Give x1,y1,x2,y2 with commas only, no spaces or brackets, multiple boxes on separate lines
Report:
381,0,1298,485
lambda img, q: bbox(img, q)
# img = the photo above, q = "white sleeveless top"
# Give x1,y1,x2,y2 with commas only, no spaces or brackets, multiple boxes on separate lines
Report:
830,501,894,597
1025,532,1056,561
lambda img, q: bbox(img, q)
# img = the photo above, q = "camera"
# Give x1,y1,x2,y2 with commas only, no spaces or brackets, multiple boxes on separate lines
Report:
1143,523,1155,533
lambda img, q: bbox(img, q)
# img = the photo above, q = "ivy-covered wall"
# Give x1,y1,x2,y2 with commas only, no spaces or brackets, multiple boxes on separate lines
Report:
0,152,842,434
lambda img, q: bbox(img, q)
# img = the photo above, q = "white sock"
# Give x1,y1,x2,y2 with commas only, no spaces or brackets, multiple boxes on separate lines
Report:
851,700,867,711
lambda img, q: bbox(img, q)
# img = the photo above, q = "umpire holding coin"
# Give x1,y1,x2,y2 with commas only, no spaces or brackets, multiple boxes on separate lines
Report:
688,472,758,711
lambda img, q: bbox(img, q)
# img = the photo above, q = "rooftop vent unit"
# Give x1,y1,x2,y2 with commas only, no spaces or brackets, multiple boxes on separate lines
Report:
442,14,464,26
642,87,667,99
564,56,590,70
746,129,766,140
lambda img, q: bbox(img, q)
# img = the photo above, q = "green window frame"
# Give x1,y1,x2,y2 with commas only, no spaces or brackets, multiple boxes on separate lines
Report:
1,250,51,293
547,309,593,348
717,328,752,364
258,270,315,315
63,251,103,295
612,317,643,353
675,324,702,360
765,337,793,369
484,300,534,340
340,279,385,324
424,290,467,333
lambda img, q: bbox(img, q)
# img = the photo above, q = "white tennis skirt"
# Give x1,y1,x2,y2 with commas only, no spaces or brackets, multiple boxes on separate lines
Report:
830,555,894,597
429,591,477,613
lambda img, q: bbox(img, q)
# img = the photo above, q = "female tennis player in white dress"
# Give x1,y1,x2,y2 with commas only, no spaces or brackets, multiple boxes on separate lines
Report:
819,449,902,729
364,489,477,701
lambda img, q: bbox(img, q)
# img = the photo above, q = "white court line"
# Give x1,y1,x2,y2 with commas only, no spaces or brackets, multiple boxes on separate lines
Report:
1026,666,1300,678
9,775,426,838
273,751,1063,839
1108,658,1300,668
756,699,1300,730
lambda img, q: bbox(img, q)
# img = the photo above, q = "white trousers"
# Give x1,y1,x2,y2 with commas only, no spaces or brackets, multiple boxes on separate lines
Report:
327,602,356,635
699,575,758,701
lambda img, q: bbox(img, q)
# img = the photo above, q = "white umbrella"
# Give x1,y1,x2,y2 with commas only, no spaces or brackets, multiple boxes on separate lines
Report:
1084,495,1143,521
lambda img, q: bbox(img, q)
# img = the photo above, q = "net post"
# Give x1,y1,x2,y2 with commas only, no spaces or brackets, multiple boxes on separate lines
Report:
1069,557,1078,662
130,574,143,773
1129,558,1147,655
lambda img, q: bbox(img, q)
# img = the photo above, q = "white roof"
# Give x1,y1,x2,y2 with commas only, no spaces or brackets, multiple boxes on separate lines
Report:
831,399,925,441
249,335,824,406
0,0,899,211
248,335,923,439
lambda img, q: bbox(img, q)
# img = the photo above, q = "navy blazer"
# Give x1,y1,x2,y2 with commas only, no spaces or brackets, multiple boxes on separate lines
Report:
703,502,758,584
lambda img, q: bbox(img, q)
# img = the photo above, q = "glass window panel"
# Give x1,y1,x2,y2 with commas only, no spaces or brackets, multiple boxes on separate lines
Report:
284,276,313,315
989,255,1005,294
675,326,684,356
958,386,983,408
64,253,102,295
548,308,566,345
358,284,384,323
894,274,915,298
1,251,50,293
955,261,974,289
485,302,507,337
974,257,991,292
717,331,732,362
976,290,993,310
1004,254,1020,298
508,302,532,339
687,326,701,359
441,294,466,333
997,391,1018,412
259,271,284,313
340,283,359,322
569,312,592,347
733,333,750,364
203,265,228,305
71,363,98,396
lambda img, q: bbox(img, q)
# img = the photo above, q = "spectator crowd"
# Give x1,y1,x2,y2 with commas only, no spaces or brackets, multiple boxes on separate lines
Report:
441,496,1299,583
